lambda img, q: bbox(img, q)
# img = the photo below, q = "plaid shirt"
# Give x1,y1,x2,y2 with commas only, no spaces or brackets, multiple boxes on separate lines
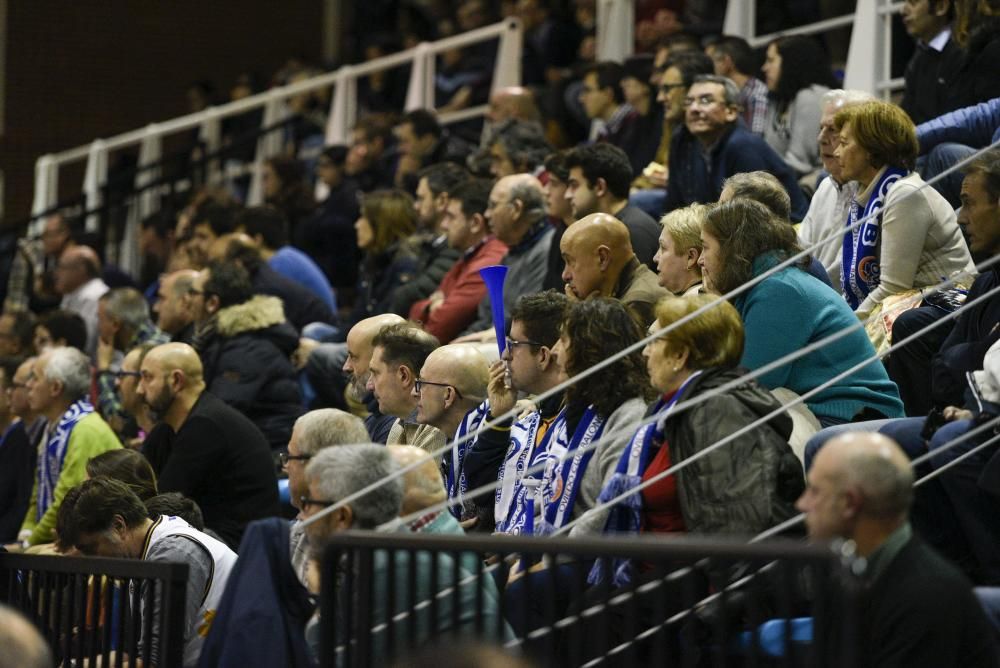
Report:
2,238,45,313
740,77,771,136
97,321,171,429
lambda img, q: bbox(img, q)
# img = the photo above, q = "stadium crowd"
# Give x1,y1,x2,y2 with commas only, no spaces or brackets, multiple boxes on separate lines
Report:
3,0,1000,666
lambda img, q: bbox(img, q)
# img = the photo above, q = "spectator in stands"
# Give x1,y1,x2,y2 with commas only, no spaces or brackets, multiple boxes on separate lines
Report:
800,431,999,666
346,114,396,192
578,62,641,168
618,55,663,177
705,35,770,136
57,477,237,667
33,310,87,354
144,492,211,534
7,357,44,454
833,100,974,378
1,231,45,314
465,291,568,530
388,164,464,316
188,261,303,450
368,323,444,451
564,143,661,268
761,35,839,177
542,151,576,291
0,356,33,543
215,234,336,332
409,179,509,342
0,604,52,668
388,444,458,523
138,343,279,549
487,120,553,178
590,294,802,587
95,288,169,433
458,174,555,343
84,448,157,501
654,204,706,296
560,213,667,328
54,245,109,358
283,408,368,584
394,109,472,189
154,269,198,343
413,344,490,522
300,144,362,294
799,89,874,289
8,347,121,548
517,0,581,89
33,214,76,311
348,190,419,328
483,86,542,147
700,199,904,429
262,156,315,241
917,95,1000,208
951,0,1000,110
139,211,175,291
238,206,336,312
900,0,961,125
189,201,239,268
0,311,35,358
111,343,155,442
664,75,808,221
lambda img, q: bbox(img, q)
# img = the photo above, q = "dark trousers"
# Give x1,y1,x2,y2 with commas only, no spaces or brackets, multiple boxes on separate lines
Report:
884,306,955,416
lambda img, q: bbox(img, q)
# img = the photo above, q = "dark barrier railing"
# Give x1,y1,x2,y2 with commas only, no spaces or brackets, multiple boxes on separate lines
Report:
0,552,188,667
318,531,862,668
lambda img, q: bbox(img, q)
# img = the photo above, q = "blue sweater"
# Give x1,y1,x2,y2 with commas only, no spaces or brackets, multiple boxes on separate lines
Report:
732,252,904,422
269,246,337,312
665,124,809,222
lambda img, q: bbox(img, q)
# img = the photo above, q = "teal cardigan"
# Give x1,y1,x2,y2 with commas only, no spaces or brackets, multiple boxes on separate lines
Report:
732,252,904,422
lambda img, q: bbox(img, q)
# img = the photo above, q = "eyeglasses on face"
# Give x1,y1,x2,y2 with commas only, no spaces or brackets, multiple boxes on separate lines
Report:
279,452,312,467
414,378,462,399
505,336,543,351
114,370,142,381
683,94,724,109
299,496,334,510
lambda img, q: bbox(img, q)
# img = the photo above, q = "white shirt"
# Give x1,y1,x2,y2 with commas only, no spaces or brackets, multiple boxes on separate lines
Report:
60,276,109,358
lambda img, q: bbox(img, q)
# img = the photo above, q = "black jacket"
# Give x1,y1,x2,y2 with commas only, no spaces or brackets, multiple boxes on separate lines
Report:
143,392,280,550
388,233,460,316
900,36,964,125
294,179,361,291
952,18,1000,110
0,421,35,542
251,263,336,331
195,295,305,449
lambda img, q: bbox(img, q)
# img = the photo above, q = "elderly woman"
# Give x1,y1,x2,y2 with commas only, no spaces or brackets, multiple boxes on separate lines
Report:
699,198,904,428
761,35,839,177
346,189,419,328
589,293,803,587
653,204,706,297
833,100,974,319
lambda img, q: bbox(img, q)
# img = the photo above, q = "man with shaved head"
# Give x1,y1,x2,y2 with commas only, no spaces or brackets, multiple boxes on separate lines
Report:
413,344,491,523
138,342,279,549
560,213,667,328
155,269,199,343
457,173,555,343
301,313,404,442
54,244,109,357
799,432,998,666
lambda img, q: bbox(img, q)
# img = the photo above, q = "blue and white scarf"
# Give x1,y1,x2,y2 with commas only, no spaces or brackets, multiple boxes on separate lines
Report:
495,409,548,533
444,400,490,520
588,373,701,587
841,166,907,310
38,399,94,521
504,406,606,536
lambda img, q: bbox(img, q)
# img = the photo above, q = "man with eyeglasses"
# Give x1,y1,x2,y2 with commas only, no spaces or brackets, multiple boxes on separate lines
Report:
0,356,36,543
137,343,278,550
662,74,808,222
463,291,569,531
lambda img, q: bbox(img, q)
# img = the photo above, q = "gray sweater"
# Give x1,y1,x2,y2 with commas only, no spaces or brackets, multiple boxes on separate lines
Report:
764,84,828,176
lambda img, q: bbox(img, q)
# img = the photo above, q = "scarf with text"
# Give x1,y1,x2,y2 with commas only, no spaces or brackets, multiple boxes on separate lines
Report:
38,399,94,520
444,400,491,520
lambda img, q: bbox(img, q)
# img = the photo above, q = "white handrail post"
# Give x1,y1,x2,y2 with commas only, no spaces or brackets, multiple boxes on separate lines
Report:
198,108,222,185
723,0,756,40
844,0,880,94
325,66,357,145
405,43,433,111
122,125,162,278
30,155,58,236
247,92,288,206
596,0,634,63
491,18,523,92
83,139,108,234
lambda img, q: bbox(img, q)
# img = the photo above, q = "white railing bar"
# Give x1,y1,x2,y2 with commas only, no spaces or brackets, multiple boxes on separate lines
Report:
748,13,856,46
439,104,491,126
879,1,905,15
876,77,906,91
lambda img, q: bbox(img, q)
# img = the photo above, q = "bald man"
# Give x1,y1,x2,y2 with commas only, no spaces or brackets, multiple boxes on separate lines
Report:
302,313,405,443
389,445,453,520
55,245,109,357
560,213,667,328
414,345,491,523
0,604,52,668
457,174,555,342
155,269,199,342
799,432,998,667
138,343,279,549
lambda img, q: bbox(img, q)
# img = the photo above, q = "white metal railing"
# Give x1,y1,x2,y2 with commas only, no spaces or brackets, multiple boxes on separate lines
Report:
29,18,522,274
724,0,904,98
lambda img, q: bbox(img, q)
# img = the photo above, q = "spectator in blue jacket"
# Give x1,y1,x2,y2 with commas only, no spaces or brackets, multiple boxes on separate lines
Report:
917,96,1000,207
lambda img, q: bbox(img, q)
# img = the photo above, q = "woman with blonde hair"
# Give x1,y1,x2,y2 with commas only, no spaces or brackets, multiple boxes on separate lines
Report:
654,204,706,296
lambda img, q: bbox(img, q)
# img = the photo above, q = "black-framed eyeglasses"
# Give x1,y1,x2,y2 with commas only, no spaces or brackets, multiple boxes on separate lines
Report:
299,496,334,510
114,370,142,381
414,378,462,398
505,336,543,351
683,94,724,108
280,452,312,467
